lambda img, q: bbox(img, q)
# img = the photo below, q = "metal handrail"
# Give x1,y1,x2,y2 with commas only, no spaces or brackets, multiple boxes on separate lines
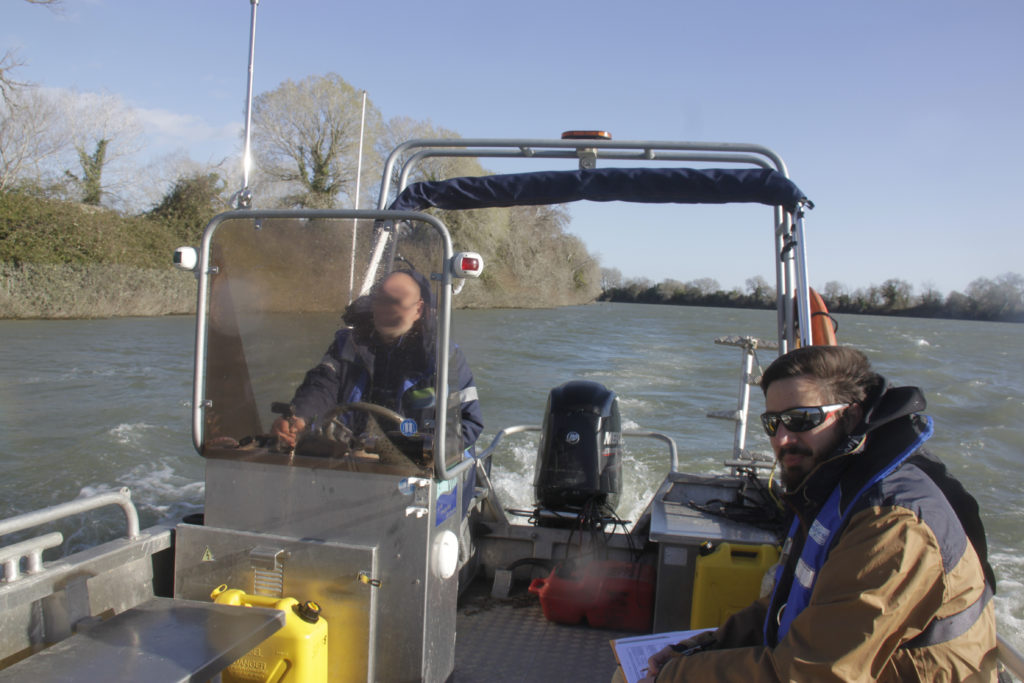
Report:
0,487,139,541
377,138,790,210
476,425,542,462
476,425,678,473
622,431,679,473
998,633,1024,681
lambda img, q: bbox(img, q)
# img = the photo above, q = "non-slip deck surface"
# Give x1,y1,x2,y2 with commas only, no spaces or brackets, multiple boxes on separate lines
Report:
454,591,632,682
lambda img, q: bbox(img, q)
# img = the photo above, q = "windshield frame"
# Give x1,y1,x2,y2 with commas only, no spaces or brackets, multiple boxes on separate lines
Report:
192,208,462,480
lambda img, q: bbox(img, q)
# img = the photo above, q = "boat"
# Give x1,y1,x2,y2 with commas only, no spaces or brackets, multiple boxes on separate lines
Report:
3,4,1022,679
1,130,1022,681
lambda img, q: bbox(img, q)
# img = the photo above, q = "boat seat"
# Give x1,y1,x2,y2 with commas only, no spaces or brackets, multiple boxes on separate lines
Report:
0,597,284,682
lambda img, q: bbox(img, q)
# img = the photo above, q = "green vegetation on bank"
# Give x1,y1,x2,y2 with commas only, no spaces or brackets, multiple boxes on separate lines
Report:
0,188,209,318
0,186,601,318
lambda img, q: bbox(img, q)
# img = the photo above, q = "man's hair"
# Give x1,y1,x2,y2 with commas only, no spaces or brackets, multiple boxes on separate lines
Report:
759,346,881,405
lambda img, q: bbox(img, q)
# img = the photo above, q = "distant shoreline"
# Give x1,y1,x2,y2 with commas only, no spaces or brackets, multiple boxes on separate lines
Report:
598,291,1024,325
0,263,196,320
3,262,1021,325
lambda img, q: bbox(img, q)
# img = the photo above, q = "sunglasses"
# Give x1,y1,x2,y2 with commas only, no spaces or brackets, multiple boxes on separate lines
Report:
760,403,850,437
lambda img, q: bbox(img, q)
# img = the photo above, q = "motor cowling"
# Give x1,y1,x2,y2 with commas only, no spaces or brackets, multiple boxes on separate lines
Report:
534,381,622,522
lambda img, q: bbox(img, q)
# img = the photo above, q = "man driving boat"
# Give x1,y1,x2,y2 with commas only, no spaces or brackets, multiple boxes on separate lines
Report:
270,269,484,459
643,346,998,682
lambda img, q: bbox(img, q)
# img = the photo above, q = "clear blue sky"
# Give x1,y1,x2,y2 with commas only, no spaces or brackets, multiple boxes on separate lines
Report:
6,0,1023,294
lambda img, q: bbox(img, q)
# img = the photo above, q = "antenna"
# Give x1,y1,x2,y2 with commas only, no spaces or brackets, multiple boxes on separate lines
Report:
235,0,260,209
348,90,367,303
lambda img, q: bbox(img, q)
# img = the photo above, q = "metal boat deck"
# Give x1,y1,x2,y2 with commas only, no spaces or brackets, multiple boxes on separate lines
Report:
454,582,629,682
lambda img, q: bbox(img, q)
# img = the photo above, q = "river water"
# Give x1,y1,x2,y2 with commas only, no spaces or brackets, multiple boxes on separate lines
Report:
1,303,1022,648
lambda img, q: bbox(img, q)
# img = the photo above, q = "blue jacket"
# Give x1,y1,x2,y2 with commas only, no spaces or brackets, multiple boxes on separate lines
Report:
289,326,484,451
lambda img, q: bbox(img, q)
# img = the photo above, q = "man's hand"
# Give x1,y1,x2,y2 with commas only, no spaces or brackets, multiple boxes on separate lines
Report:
639,645,675,681
640,630,717,681
271,416,306,448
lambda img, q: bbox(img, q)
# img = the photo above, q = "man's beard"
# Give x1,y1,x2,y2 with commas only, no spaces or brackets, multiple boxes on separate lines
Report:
778,444,815,489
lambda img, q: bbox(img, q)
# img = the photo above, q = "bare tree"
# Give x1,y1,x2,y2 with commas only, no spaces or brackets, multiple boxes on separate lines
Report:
822,280,847,304
373,116,485,206
0,87,68,191
965,273,1024,320
879,278,914,310
687,277,721,296
745,275,775,304
600,267,623,291
250,74,382,208
59,91,142,206
919,281,943,309
1,1,63,105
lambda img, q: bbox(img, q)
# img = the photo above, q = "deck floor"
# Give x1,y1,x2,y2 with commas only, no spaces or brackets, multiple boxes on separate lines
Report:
453,585,631,682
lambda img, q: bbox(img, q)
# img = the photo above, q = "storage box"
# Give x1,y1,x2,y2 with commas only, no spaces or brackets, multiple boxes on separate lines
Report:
529,561,654,632
649,473,781,631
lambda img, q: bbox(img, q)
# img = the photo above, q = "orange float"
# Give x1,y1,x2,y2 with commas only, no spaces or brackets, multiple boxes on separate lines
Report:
809,287,838,346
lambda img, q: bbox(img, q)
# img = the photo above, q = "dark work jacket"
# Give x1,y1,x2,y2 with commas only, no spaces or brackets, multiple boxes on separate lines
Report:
289,327,484,450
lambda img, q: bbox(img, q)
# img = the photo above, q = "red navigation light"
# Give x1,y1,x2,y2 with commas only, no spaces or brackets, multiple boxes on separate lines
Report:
561,130,612,140
452,252,484,278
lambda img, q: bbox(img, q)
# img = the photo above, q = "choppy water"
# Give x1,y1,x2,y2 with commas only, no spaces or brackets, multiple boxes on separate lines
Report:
1,304,1021,648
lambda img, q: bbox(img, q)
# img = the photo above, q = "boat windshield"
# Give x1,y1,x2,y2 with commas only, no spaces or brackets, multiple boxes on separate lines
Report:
198,214,464,477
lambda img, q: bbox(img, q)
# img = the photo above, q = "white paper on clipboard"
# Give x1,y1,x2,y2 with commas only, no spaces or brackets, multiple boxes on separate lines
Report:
610,628,715,683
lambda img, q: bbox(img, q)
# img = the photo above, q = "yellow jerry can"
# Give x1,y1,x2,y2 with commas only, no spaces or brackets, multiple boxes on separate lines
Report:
211,584,328,683
690,542,780,629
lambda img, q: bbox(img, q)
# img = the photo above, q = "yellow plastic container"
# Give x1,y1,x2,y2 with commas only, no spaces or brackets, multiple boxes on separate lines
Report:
211,585,328,683
689,542,780,629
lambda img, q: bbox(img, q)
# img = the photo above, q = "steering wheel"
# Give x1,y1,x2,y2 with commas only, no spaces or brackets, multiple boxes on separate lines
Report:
318,401,404,442
294,401,425,469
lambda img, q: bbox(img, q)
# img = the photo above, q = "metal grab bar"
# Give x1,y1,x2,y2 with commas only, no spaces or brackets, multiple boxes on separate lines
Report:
622,431,679,473
475,425,679,473
476,425,541,463
0,487,140,541
998,633,1024,681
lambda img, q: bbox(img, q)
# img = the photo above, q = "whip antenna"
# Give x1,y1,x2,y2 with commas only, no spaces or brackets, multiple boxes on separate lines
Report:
236,0,259,208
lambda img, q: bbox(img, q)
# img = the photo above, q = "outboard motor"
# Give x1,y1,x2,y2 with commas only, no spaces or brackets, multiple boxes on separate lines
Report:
534,381,622,527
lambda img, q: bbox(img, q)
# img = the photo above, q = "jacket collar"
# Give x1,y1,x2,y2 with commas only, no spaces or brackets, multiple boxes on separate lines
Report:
780,378,927,522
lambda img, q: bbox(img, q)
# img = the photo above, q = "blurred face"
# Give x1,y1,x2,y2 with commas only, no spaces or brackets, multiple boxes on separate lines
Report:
371,272,424,341
764,375,857,489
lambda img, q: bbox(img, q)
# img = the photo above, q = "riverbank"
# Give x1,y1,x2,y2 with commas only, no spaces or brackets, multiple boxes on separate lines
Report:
0,262,196,319
0,261,597,319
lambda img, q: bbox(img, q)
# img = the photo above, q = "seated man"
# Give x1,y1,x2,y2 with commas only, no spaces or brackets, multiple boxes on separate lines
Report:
641,346,997,682
271,269,483,467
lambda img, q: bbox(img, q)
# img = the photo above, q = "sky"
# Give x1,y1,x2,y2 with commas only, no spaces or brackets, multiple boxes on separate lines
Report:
5,0,1023,295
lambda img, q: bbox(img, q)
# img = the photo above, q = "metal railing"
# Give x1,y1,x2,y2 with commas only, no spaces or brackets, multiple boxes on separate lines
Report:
477,425,678,473
0,488,140,583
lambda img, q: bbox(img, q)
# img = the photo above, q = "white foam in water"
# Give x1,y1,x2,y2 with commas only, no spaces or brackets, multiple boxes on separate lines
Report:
78,462,204,513
617,397,648,413
109,422,156,446
116,462,204,511
990,551,1024,651
490,442,538,512
487,437,659,524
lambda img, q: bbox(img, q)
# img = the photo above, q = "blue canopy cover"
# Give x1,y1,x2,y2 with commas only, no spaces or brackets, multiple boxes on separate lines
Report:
388,167,807,214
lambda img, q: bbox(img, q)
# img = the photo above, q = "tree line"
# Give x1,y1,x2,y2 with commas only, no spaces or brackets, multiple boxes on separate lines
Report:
1,43,601,308
599,271,1024,323
0,6,1014,319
